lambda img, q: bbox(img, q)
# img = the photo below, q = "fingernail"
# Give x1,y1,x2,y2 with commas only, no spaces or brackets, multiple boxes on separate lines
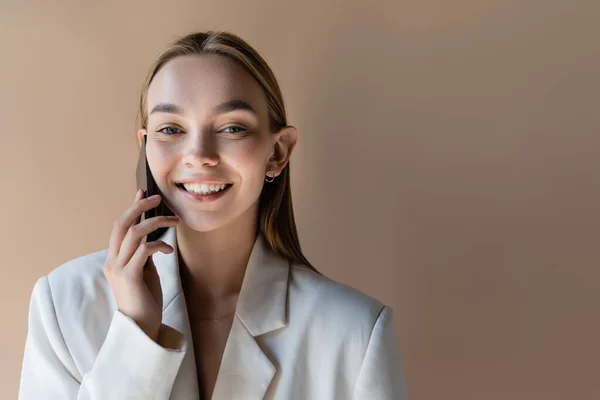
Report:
148,194,160,200
134,189,142,200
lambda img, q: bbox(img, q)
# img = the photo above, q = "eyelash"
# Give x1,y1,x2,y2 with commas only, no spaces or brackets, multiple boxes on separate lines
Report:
156,125,247,135
221,126,246,134
157,126,182,135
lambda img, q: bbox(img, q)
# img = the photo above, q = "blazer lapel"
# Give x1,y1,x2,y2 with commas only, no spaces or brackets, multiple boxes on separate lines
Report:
213,233,290,399
152,227,290,400
151,227,199,399
210,316,276,399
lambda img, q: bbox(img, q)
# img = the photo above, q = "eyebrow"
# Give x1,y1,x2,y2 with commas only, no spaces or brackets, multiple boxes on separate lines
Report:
149,99,257,116
149,102,184,116
214,99,257,115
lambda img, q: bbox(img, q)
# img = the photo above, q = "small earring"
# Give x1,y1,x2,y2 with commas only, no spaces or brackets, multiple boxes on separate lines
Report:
265,170,276,183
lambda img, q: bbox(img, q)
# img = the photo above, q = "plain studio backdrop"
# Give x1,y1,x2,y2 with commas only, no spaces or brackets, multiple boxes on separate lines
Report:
1,1,599,399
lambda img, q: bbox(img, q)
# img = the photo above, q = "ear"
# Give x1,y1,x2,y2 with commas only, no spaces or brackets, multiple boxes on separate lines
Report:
137,129,147,150
268,125,298,176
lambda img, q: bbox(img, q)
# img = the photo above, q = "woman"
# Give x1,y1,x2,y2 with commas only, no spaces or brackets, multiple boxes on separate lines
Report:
19,31,407,399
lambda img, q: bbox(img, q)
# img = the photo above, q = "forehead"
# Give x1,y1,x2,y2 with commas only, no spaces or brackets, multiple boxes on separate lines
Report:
146,54,267,116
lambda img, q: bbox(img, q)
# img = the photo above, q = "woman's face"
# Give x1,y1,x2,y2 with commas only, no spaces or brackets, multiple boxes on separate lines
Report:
138,54,296,232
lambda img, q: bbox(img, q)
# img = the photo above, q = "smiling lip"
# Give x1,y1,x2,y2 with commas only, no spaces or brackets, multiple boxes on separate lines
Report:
176,183,232,203
176,178,233,185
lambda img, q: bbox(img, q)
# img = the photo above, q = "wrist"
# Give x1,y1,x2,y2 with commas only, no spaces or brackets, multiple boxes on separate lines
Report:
136,321,160,343
157,323,185,349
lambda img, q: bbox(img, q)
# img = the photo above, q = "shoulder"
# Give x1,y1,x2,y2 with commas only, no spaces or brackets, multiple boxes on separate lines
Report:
45,248,110,298
32,248,115,325
287,263,388,335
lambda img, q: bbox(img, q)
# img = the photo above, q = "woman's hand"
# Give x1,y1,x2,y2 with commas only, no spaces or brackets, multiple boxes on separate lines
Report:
103,189,180,342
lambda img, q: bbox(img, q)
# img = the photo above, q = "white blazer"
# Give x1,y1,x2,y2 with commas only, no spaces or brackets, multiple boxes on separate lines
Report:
19,226,408,399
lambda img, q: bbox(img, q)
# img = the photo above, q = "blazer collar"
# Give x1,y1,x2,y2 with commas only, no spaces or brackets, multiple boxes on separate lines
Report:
150,226,290,399
152,226,289,334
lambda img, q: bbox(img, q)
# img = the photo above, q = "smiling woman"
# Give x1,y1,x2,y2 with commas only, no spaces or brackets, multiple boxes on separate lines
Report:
19,31,408,400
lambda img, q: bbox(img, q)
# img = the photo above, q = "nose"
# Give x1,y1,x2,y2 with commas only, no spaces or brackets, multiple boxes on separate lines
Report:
181,133,219,168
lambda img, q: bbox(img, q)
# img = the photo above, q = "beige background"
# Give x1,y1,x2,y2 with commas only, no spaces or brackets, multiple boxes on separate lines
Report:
1,0,599,399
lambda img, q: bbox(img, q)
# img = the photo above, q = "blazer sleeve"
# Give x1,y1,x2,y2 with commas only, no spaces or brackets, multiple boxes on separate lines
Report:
352,306,408,400
19,276,188,400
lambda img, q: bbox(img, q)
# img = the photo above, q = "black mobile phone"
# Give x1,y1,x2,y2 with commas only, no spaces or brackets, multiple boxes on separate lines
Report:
136,135,175,243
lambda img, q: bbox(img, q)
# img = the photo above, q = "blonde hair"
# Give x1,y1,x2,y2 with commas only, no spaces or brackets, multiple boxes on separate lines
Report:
137,31,318,273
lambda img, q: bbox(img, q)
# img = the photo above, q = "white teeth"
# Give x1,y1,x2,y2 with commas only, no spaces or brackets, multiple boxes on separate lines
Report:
182,183,228,195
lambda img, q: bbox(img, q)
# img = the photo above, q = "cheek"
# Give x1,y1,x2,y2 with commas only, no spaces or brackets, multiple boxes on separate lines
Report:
146,140,177,181
227,139,268,174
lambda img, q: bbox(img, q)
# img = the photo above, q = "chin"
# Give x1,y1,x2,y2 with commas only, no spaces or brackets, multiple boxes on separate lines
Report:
170,195,260,235
178,215,229,233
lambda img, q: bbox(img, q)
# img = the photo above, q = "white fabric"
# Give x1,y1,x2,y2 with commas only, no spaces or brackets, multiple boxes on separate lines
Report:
19,226,408,399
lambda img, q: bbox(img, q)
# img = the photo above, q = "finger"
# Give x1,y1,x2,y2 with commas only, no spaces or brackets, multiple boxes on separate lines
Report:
125,240,174,278
133,189,144,225
117,216,179,267
108,189,144,259
109,192,164,260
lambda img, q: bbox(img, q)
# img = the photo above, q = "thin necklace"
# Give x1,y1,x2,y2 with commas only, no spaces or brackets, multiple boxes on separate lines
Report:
197,310,236,322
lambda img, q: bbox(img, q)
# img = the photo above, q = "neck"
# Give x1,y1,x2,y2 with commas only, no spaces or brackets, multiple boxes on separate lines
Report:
176,206,259,304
